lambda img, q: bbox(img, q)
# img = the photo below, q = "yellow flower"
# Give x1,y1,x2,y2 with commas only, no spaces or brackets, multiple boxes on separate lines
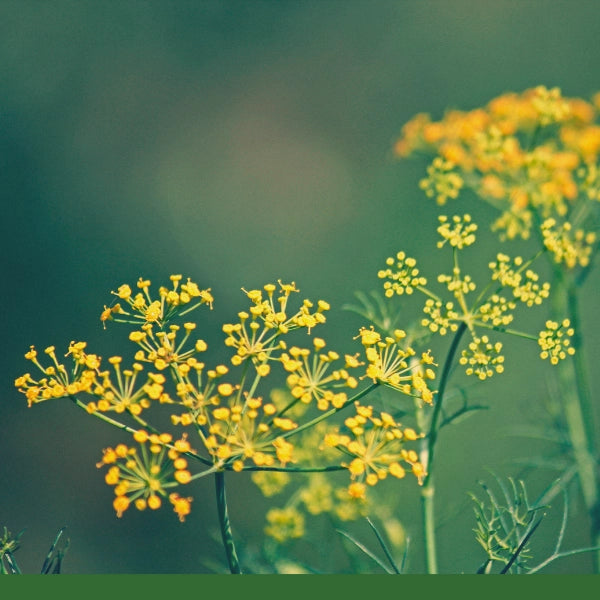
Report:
419,157,464,205
251,470,291,497
541,218,596,269
106,276,213,328
91,359,165,415
195,390,300,470
378,251,427,297
459,335,505,380
281,338,360,410
395,86,600,256
299,474,333,515
538,319,576,364
436,214,477,249
325,402,426,499
96,431,193,520
169,493,193,522
421,299,459,335
15,342,98,407
358,328,436,403
264,507,305,542
531,85,571,126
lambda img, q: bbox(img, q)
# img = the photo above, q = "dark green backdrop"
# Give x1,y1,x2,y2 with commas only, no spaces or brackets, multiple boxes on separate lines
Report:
2,0,599,573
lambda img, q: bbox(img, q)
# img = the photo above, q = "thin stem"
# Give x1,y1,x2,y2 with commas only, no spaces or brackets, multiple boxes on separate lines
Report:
424,322,468,488
421,321,468,574
552,278,600,572
565,280,595,449
69,395,139,435
241,464,345,473
215,471,242,574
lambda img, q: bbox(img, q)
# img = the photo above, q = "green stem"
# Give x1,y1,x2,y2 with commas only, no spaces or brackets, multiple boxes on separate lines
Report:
69,395,139,435
552,277,600,572
528,204,600,571
215,471,242,574
421,321,468,574
424,322,468,487
565,281,596,450
242,465,345,473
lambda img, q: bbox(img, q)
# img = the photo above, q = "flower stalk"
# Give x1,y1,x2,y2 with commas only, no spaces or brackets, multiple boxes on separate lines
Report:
552,275,600,571
420,321,468,574
215,471,242,574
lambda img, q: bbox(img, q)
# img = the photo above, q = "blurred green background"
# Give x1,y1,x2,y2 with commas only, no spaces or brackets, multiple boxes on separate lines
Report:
2,0,600,573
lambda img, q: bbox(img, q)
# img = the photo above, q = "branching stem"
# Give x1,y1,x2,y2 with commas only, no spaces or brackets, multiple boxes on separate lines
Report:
421,321,468,574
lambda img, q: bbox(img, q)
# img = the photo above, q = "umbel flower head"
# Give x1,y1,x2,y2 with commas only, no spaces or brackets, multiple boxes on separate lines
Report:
280,336,361,411
18,275,371,524
14,341,175,417
222,281,331,376
86,357,170,416
324,402,426,500
394,85,600,269
538,319,576,364
356,326,436,404
166,281,361,472
436,214,477,249
101,274,213,328
378,251,427,297
15,342,98,406
96,430,194,522
459,336,504,380
264,506,305,543
377,213,574,380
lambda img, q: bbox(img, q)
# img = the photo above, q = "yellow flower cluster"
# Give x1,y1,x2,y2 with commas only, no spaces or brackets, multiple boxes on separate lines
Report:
101,274,213,328
541,218,596,269
357,327,436,404
19,277,373,524
437,269,477,297
251,470,291,497
395,85,600,268
164,282,358,472
169,355,300,471
324,402,426,500
459,336,505,380
95,430,193,522
15,343,98,407
421,298,460,335
202,391,298,471
419,157,464,205
127,322,208,372
379,213,562,380
258,469,373,544
489,254,551,306
298,473,334,514
531,85,571,126
86,357,168,416
280,337,360,410
475,295,516,327
538,319,576,364
264,507,305,543
436,214,477,249
378,251,427,297
16,275,440,527
15,340,176,417
222,281,330,375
